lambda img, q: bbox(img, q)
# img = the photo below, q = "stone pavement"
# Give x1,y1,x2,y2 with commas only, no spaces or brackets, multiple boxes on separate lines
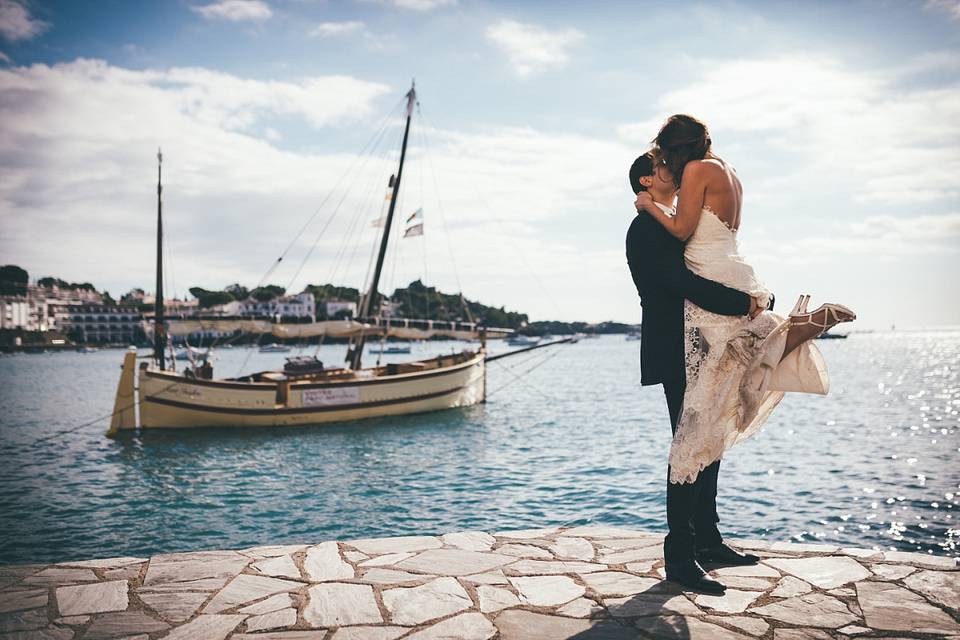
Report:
1,526,958,639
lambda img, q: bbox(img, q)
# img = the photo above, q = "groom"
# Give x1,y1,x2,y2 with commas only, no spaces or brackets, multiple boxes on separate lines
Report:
626,152,763,594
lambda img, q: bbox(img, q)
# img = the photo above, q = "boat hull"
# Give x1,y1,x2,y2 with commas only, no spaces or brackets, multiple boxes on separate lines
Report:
134,352,485,429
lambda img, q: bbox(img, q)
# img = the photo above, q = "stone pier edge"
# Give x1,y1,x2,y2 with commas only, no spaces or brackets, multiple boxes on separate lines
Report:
0,525,957,639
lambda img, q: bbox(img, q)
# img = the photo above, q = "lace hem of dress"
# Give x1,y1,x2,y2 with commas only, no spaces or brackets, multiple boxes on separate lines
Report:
668,303,790,484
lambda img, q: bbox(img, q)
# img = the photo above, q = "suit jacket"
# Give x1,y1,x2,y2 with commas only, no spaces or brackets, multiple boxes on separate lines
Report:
626,211,751,386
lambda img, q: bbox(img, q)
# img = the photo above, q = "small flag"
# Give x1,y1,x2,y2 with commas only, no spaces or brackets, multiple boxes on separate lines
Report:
406,208,423,224
371,216,386,228
403,223,424,238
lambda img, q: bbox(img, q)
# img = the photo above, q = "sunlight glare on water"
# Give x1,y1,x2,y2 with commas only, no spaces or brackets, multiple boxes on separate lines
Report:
0,331,957,564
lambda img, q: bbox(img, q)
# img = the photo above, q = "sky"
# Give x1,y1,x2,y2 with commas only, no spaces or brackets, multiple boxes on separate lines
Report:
0,0,958,328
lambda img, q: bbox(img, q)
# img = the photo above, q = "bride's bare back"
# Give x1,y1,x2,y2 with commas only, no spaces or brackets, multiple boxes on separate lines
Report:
647,155,744,241
697,157,743,231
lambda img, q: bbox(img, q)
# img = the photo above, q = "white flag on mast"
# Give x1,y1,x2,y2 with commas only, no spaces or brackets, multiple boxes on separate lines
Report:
403,208,424,237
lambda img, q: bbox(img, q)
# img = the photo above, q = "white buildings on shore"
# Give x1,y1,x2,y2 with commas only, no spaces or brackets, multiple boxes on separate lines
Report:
0,283,96,333
55,306,145,344
0,299,31,331
1,278,323,344
40,283,103,305
163,292,318,342
380,300,402,318
325,299,356,319
214,292,316,322
0,283,144,344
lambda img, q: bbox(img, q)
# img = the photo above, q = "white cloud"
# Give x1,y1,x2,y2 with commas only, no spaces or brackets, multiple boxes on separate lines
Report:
360,0,456,11
392,0,455,9
0,0,48,42
156,66,390,130
926,0,960,19
485,19,584,77
309,21,365,37
0,51,10,63
192,0,273,22
745,212,960,266
617,54,960,205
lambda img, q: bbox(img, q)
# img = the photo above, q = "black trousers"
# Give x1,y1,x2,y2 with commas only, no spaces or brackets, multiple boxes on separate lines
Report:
662,379,722,564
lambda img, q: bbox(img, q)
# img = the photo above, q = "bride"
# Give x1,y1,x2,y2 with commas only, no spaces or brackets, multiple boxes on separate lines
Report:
634,114,856,484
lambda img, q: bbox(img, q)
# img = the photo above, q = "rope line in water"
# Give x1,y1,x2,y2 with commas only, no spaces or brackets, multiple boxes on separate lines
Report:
26,373,185,447
487,343,568,399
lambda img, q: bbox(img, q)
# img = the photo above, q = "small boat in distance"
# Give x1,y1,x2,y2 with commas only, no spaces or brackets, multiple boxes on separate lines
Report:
506,335,540,347
259,343,292,353
816,331,848,340
369,343,412,354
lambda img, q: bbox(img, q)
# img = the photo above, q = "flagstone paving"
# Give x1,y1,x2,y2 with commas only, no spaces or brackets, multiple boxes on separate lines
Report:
0,526,956,639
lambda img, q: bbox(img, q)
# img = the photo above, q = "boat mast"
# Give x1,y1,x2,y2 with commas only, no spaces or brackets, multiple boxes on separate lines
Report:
154,148,166,371
347,81,416,370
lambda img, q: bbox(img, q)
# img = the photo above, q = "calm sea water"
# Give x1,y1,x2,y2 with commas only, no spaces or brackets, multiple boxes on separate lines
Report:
0,332,957,565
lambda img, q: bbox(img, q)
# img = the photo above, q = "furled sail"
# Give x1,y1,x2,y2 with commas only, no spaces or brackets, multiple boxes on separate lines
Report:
161,317,512,341
371,317,513,341
162,319,380,338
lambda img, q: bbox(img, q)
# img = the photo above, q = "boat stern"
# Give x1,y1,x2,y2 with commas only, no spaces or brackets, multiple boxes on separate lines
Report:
107,346,138,436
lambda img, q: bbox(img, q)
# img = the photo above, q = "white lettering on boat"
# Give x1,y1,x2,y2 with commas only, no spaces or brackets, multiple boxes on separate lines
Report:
166,385,202,399
302,387,361,407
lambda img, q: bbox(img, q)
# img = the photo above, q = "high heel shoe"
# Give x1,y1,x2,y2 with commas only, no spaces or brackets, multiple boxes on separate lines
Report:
789,294,811,316
789,294,856,335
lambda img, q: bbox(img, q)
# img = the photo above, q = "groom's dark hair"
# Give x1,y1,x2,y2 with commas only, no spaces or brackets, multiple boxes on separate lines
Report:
629,152,654,194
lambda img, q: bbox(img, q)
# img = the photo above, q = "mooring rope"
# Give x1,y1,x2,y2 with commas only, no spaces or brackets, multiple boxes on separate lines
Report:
486,343,568,399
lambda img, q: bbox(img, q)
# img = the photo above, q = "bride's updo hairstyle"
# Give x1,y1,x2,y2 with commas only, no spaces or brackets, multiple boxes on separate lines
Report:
653,114,711,188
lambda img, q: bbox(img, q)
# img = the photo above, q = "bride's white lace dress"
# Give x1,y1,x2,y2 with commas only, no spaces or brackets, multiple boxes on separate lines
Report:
666,203,830,484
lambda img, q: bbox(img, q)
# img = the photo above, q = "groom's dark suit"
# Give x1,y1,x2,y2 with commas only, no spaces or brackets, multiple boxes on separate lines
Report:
625,210,751,564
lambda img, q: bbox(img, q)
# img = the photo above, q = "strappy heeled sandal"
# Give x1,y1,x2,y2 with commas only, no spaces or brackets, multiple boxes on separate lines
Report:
789,294,857,336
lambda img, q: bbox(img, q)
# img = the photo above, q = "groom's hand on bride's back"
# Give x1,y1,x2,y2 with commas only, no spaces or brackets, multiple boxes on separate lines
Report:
634,191,655,214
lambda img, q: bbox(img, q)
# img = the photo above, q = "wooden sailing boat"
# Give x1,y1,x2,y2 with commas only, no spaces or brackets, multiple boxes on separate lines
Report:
108,83,566,433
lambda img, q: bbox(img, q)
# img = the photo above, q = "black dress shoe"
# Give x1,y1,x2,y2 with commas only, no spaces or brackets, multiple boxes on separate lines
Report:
696,542,760,566
664,559,726,594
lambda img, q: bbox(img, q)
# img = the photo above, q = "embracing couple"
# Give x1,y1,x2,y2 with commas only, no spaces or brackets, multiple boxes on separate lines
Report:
625,114,856,594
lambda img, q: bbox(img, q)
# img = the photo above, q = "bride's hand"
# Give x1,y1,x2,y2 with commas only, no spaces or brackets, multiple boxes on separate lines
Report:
634,191,655,214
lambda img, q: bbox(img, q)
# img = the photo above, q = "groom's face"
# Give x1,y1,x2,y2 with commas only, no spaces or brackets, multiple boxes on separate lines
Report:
652,162,676,194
